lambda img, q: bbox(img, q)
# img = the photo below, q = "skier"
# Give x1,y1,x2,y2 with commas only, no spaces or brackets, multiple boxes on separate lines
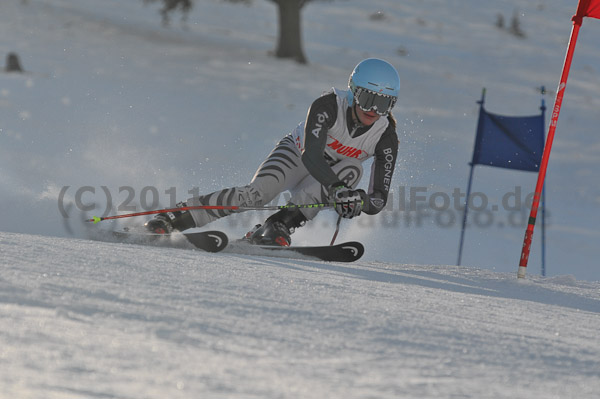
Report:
145,58,400,246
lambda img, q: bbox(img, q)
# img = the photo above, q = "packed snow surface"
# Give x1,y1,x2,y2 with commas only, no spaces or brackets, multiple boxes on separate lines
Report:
1,231,599,398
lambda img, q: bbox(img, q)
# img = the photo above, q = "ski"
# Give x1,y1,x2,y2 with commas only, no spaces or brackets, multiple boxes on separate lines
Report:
111,229,228,253
106,228,362,261
226,240,364,262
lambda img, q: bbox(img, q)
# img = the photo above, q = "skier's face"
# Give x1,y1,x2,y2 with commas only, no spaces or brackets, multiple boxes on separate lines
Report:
355,105,381,126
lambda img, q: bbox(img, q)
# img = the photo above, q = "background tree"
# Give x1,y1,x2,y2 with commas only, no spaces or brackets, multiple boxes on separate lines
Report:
144,0,340,64
267,0,308,64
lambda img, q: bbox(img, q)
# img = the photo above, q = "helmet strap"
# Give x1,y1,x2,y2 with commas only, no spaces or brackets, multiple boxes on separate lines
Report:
351,103,366,127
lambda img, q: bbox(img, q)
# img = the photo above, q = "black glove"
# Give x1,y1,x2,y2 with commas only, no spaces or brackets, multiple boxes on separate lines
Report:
329,183,365,219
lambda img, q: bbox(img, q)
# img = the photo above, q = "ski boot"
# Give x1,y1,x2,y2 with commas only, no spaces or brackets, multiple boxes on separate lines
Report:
145,202,196,235
244,208,307,246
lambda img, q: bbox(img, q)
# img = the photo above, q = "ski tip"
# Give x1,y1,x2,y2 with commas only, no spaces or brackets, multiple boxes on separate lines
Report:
184,231,229,253
339,241,364,261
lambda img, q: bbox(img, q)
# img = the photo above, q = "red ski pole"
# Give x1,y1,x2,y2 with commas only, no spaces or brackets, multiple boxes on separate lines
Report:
85,203,332,224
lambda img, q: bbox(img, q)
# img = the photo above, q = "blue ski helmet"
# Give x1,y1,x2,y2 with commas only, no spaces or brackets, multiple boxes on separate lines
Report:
347,58,400,115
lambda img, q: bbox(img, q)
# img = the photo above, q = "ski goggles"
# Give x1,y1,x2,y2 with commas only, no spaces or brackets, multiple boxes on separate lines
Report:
354,87,397,116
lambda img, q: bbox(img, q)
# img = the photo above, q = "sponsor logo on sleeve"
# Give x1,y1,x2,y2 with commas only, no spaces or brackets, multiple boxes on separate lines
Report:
311,111,330,138
382,147,394,191
370,197,386,210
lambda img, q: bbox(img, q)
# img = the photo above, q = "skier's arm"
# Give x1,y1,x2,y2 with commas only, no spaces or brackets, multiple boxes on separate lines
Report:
301,93,340,188
360,123,398,215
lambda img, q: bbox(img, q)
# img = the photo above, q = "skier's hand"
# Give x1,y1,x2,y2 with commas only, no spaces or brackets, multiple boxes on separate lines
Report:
330,183,365,219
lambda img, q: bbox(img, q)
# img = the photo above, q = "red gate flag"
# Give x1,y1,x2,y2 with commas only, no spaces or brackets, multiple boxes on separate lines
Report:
575,0,600,22
517,0,599,278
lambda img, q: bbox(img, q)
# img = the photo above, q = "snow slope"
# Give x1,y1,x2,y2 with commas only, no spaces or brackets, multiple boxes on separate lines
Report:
2,231,599,398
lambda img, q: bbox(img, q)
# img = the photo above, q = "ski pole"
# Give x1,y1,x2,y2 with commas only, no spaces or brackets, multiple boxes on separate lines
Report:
85,203,333,224
330,215,343,246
